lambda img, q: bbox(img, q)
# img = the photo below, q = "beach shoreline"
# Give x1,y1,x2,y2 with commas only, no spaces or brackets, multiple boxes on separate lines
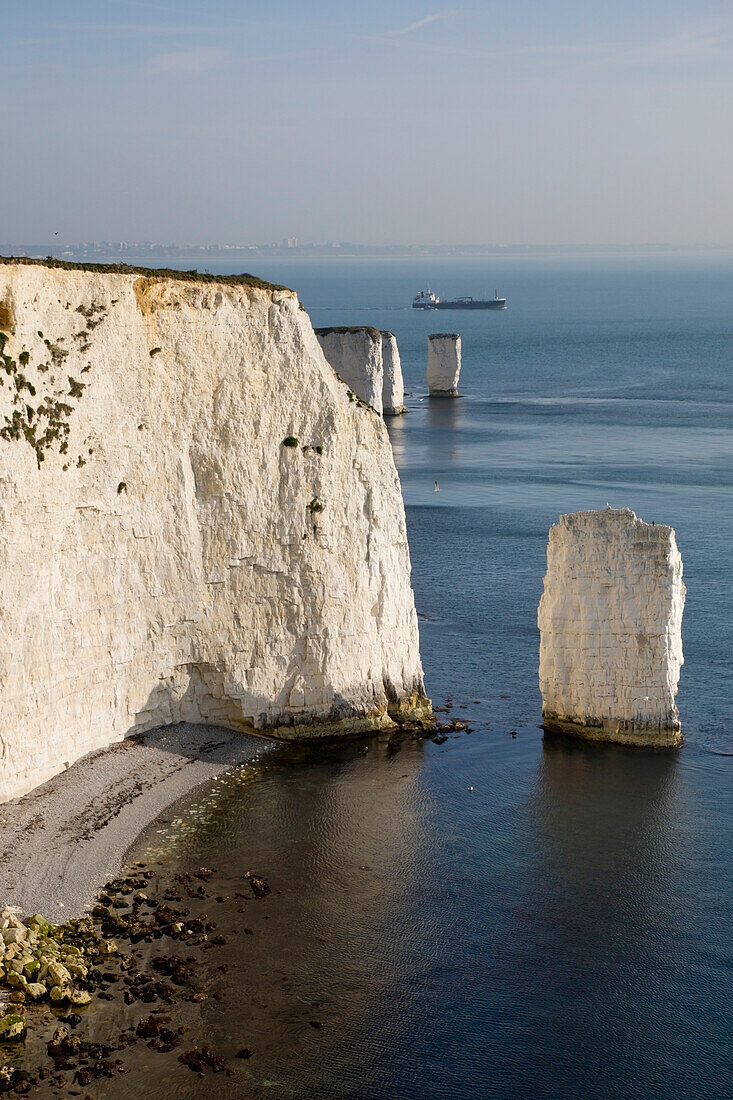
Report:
0,723,271,920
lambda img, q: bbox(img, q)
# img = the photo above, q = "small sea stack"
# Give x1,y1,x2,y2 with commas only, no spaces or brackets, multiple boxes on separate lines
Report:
314,326,384,414
538,507,685,749
427,333,461,397
380,331,406,416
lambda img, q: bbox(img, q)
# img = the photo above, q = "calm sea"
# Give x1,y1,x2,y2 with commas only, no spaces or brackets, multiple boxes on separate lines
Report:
117,253,732,1097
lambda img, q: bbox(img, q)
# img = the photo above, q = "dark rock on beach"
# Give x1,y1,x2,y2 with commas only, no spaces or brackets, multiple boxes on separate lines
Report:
245,872,271,898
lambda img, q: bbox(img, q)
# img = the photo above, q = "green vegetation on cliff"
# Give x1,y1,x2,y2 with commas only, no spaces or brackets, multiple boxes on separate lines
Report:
0,255,291,294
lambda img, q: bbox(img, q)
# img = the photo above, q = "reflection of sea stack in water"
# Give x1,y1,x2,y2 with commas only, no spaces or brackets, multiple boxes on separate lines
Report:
380,332,406,416
314,327,383,415
427,333,461,397
538,507,685,749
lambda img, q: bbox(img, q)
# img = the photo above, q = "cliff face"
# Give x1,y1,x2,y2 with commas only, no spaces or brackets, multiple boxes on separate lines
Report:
538,508,684,749
0,259,429,802
314,328,383,414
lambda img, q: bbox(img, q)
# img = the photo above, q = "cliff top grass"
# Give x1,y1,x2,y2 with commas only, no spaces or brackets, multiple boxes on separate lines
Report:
0,255,291,293
314,326,381,340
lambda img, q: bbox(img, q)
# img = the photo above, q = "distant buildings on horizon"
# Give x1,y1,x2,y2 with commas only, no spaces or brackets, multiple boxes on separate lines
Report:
1,240,725,263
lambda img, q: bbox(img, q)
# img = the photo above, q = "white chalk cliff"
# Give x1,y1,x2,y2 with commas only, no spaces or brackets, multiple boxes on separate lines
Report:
0,259,429,802
314,328,384,415
427,334,461,397
380,332,406,416
538,507,685,748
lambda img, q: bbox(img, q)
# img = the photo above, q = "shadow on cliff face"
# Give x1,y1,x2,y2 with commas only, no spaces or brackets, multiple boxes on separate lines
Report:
132,665,258,744
130,664,268,766
131,665,422,763
128,712,427,772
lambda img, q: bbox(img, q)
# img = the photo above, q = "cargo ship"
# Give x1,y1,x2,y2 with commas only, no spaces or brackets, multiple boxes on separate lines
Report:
412,288,506,310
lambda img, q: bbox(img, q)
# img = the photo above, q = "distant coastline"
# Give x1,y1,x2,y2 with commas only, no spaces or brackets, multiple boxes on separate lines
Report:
3,241,733,267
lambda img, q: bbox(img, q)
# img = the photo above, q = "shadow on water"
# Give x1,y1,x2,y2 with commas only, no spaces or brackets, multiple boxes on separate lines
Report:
425,396,465,463
73,720,732,1100
489,733,725,1100
384,408,410,463
91,734,433,1099
529,734,682,955
387,397,466,484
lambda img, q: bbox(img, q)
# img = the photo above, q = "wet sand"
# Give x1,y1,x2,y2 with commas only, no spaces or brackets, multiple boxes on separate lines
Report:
0,724,269,919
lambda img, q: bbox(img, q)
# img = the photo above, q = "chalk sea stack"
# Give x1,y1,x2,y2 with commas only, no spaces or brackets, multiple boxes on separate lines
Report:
538,507,685,749
314,326,384,414
0,257,430,802
427,333,461,397
380,332,406,416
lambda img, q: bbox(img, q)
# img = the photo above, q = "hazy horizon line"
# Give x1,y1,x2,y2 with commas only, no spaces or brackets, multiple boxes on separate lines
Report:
4,241,733,254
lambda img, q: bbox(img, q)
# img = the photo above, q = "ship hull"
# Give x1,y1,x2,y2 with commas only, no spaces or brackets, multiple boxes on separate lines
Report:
436,300,506,310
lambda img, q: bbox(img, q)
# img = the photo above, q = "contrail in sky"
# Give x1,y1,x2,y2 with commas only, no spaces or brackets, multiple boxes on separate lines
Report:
390,10,459,37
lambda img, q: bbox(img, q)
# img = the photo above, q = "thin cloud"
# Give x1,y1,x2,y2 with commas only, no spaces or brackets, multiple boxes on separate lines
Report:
370,17,733,68
602,26,733,66
524,19,733,67
147,48,230,76
388,10,459,37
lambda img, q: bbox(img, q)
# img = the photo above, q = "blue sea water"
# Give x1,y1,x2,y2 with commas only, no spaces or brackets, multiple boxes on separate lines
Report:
121,253,732,1098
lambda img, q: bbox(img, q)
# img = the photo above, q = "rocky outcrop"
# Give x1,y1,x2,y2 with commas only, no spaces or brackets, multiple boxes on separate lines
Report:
314,327,383,415
538,507,685,748
427,334,461,397
380,332,406,416
0,258,430,802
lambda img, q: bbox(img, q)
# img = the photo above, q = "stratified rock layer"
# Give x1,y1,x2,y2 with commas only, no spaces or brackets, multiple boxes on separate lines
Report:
314,327,384,415
0,258,429,802
538,507,685,748
380,332,406,416
427,334,461,397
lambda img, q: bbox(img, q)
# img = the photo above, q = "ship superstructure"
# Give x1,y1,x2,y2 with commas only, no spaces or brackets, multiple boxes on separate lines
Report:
412,288,440,309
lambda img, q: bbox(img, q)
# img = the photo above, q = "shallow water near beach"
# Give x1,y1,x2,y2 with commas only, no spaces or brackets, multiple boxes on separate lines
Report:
51,254,733,1097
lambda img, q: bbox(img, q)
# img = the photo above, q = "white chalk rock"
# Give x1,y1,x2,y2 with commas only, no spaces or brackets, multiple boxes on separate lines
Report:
314,327,383,415
427,334,461,397
380,332,406,416
538,507,685,749
0,259,430,802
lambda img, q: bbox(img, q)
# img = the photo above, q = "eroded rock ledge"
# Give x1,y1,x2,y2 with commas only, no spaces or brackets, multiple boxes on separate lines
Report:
0,258,430,802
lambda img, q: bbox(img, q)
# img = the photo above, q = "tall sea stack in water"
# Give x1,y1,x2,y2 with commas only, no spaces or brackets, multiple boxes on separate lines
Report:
0,258,430,802
538,507,685,748
427,333,461,397
380,331,406,416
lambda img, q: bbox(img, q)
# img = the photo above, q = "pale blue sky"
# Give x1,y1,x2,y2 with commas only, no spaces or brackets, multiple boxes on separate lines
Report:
4,1,733,244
